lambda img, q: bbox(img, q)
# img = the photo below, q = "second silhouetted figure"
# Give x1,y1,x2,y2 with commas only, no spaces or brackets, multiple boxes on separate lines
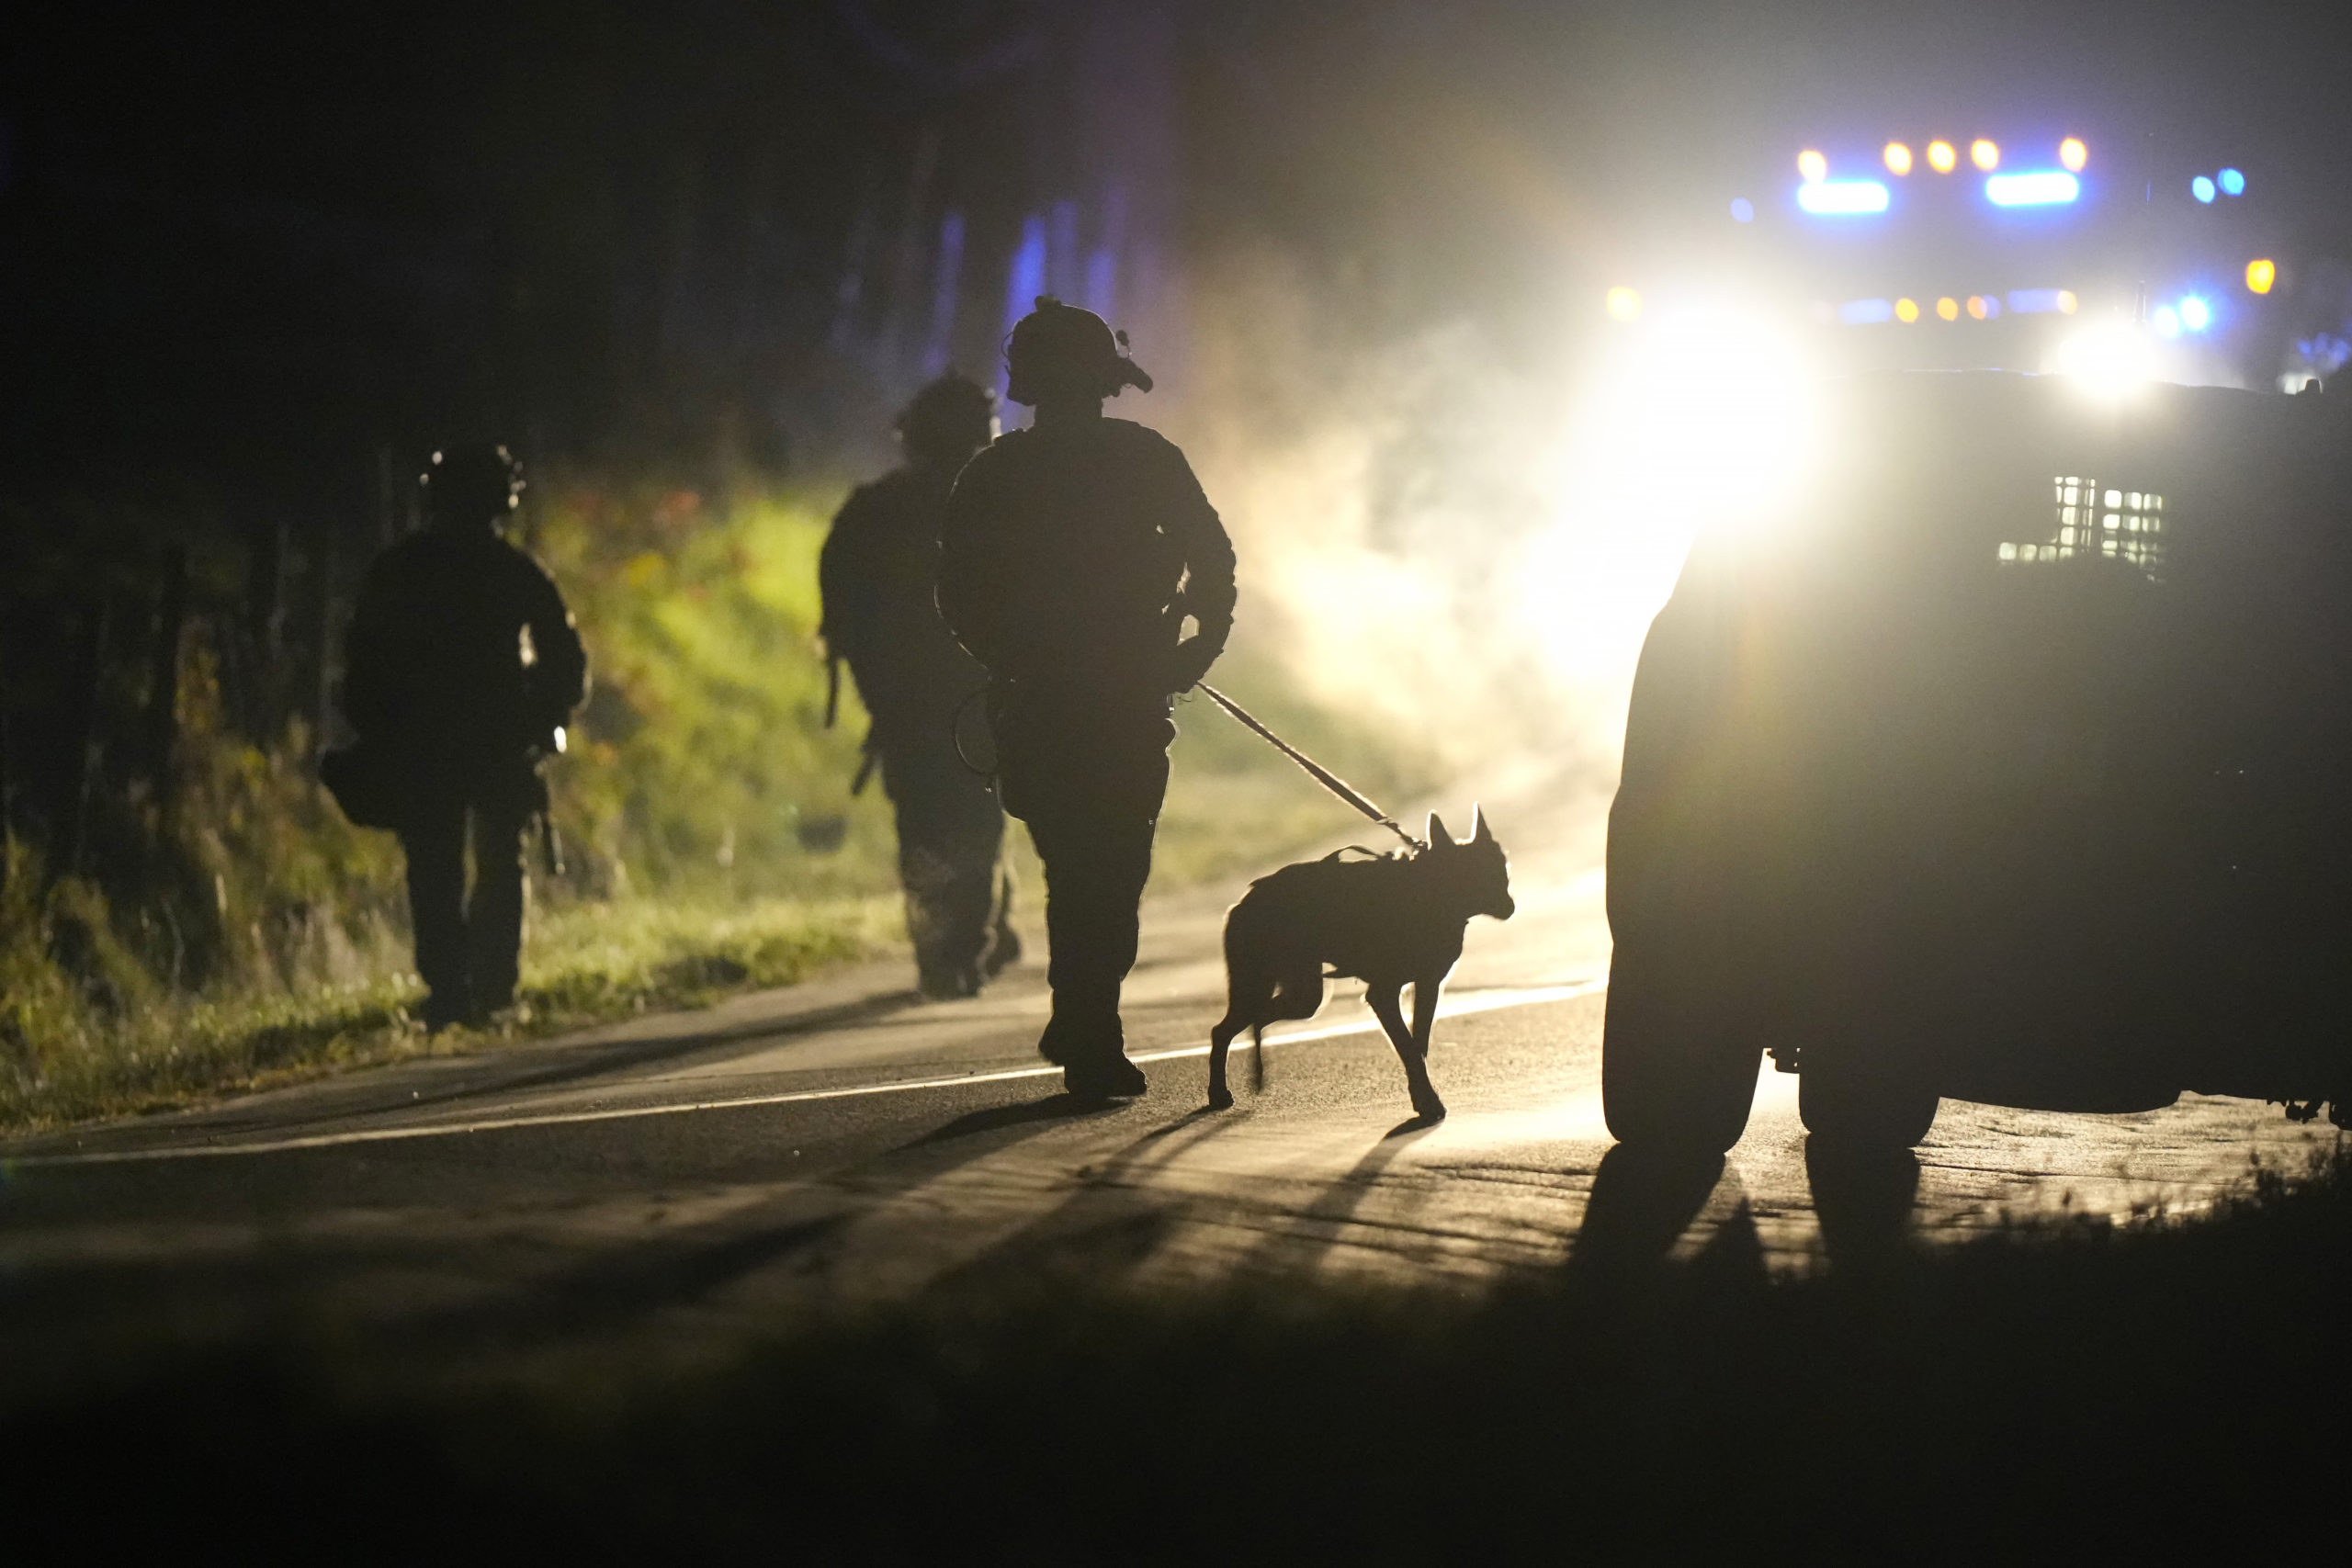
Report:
939,298,1238,1100
821,373,1017,998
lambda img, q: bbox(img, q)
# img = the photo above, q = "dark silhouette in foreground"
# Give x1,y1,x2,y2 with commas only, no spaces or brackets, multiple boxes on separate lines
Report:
332,444,586,1030
938,297,1237,1100
820,372,1018,998
1208,808,1513,1121
1605,371,2352,1155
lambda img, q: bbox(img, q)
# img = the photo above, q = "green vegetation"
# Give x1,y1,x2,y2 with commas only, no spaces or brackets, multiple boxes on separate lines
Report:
0,478,1431,1134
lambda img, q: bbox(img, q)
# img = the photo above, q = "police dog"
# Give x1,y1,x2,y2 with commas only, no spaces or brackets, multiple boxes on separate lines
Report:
1208,809,1514,1122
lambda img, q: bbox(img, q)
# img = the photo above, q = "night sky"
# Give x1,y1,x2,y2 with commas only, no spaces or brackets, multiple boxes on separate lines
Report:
7,0,2350,502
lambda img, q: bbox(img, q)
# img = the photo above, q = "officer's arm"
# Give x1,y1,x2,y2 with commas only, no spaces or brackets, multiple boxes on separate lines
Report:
936,459,1009,672
1168,449,1238,664
524,560,590,724
818,490,876,667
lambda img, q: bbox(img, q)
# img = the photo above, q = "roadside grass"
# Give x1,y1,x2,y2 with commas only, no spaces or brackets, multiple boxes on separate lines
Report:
7,1142,2346,1557
0,736,1400,1138
0,893,897,1134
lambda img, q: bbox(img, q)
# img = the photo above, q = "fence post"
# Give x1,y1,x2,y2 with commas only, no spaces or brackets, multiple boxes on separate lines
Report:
142,544,189,788
313,522,342,751
57,594,111,882
241,514,288,739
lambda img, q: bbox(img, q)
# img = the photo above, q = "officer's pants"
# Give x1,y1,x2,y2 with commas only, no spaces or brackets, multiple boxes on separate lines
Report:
880,739,1006,991
994,690,1174,1054
400,795,531,1018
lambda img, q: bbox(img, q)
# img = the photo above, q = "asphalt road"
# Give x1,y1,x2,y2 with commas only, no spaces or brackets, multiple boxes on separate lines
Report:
1,763,2336,1400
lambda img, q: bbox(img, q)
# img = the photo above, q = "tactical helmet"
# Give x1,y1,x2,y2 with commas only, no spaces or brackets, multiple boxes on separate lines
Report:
421,442,524,525
896,371,999,462
1003,297,1153,406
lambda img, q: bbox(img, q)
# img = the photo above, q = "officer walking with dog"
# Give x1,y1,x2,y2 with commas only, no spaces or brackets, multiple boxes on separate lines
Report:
939,297,1237,1099
821,372,1018,998
338,443,587,1031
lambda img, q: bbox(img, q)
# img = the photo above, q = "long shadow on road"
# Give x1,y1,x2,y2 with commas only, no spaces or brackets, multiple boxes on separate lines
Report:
901,1103,1261,1303
270,987,937,1132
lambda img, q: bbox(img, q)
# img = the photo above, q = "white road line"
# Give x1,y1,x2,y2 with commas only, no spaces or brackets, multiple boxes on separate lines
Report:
1,980,1605,1169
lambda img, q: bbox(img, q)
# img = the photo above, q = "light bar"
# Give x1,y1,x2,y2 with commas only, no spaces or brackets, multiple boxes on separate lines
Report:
1835,292,2028,326
1797,179,1889,215
1985,171,2080,207
2008,288,2078,315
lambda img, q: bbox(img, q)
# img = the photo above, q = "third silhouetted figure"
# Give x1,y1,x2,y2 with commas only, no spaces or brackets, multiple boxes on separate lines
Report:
939,299,1237,1100
821,373,1017,998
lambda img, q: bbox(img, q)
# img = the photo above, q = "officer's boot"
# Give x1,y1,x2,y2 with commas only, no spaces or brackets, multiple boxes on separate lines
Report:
1046,983,1146,1100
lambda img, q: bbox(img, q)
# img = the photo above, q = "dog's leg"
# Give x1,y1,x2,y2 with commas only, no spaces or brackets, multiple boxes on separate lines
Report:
1208,1012,1241,1110
1210,914,1272,1111
1409,972,1442,1061
1368,981,1445,1122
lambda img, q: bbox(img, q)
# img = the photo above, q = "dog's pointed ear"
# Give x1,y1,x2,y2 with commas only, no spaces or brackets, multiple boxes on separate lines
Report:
1471,804,1493,843
1426,811,1452,848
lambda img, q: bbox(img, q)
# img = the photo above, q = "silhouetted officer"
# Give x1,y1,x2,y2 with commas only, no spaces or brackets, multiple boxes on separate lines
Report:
341,444,587,1030
821,372,1018,998
939,298,1237,1098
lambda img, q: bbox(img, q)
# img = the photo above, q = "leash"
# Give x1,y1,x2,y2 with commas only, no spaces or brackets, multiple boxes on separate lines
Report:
1195,682,1423,852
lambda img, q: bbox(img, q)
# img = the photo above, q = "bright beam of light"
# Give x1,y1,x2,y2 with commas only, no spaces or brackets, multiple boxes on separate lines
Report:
2059,137,2087,171
2051,323,2155,396
1797,149,1827,183
1883,141,1913,175
1927,140,1957,174
2178,296,2211,332
2192,175,2216,203
2218,167,2245,196
1985,171,2079,207
1971,138,2000,171
2152,305,2181,338
2247,258,2277,294
1796,179,1888,214
1521,308,1819,687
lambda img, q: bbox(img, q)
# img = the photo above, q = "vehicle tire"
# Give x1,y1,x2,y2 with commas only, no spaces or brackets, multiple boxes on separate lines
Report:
1798,1053,1939,1149
1601,947,1762,1155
